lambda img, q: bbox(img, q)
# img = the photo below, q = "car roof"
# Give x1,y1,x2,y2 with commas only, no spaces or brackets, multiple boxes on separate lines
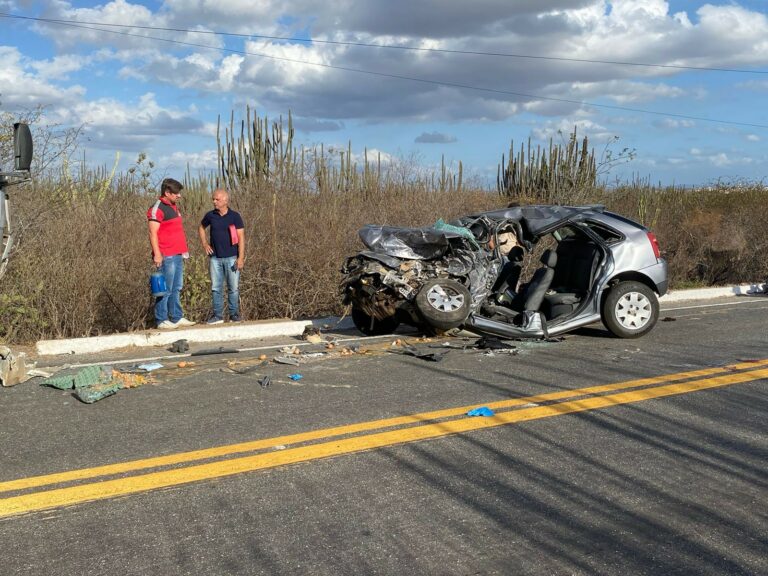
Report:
459,204,609,236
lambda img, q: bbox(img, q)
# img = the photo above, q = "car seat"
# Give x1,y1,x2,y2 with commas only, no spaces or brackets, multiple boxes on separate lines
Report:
542,239,601,319
492,246,525,303
510,249,557,313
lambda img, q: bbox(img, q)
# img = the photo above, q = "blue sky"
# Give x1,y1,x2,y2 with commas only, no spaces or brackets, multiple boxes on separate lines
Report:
1,0,767,186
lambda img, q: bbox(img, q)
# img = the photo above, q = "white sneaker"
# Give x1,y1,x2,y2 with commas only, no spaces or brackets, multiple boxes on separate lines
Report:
157,320,177,330
174,318,197,327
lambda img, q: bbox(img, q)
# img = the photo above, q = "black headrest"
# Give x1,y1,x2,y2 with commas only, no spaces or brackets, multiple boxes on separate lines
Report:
540,249,557,268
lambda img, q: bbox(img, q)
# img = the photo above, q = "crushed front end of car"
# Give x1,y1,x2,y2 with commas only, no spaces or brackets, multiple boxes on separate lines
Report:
340,219,502,335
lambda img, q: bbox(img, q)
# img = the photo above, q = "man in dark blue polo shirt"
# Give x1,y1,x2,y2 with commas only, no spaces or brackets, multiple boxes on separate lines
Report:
198,189,246,323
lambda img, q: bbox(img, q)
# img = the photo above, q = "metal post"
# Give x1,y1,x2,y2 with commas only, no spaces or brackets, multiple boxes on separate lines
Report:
0,177,13,280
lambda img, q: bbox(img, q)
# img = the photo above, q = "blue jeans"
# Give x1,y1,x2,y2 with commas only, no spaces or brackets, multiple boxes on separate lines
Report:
210,256,240,319
154,255,184,323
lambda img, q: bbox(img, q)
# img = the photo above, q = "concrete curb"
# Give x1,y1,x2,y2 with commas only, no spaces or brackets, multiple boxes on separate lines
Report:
36,317,355,356
35,283,766,356
659,283,765,303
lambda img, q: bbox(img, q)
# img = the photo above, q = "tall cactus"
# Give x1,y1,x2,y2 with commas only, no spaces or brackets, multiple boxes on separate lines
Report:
216,107,297,191
498,127,597,204
218,106,467,197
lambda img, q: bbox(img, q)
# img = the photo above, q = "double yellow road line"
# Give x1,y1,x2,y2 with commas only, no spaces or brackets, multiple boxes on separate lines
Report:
2,359,767,518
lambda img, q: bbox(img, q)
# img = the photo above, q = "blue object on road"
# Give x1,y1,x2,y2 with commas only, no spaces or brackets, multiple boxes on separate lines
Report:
288,373,303,381
138,362,164,372
467,406,495,417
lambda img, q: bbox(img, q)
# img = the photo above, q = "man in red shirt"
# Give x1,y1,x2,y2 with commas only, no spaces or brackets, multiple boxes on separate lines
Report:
147,178,196,329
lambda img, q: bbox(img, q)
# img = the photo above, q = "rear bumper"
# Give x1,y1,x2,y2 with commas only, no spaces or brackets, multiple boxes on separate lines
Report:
641,258,668,296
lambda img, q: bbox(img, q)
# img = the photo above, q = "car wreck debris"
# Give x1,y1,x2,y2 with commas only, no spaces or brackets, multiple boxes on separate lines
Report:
38,364,155,403
137,362,164,372
191,347,239,356
0,347,29,387
274,356,301,366
389,341,450,362
75,381,121,404
169,339,190,353
39,365,116,403
301,325,324,344
474,336,516,350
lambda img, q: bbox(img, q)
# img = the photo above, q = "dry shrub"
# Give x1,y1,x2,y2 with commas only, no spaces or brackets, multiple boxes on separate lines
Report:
0,177,497,343
602,185,768,287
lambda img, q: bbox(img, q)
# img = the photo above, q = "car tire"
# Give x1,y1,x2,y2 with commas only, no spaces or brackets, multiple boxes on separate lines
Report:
415,278,471,330
351,307,400,336
602,281,659,338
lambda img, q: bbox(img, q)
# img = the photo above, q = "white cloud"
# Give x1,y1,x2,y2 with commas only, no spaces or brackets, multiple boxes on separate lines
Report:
161,0,280,31
136,52,245,92
685,149,755,168
415,131,458,144
196,122,219,138
0,46,86,107
30,54,87,80
37,0,158,49
14,0,768,125
350,148,394,165
6,0,768,187
159,149,218,170
292,117,344,133
531,118,614,143
46,92,203,150
709,152,731,167
658,118,695,129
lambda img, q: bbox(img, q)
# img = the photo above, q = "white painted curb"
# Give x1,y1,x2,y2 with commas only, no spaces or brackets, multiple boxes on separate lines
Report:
34,283,766,356
36,316,355,356
659,283,765,303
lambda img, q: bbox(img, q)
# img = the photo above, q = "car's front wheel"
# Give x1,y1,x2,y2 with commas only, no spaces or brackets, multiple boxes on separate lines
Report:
415,278,471,330
602,281,659,338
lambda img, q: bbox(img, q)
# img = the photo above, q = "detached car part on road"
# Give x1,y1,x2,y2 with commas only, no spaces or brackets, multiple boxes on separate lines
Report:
341,205,667,339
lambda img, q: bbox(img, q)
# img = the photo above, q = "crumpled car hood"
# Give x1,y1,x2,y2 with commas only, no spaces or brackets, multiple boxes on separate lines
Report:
358,224,471,260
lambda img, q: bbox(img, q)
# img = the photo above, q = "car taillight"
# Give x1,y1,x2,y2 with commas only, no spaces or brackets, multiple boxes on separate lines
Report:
647,232,661,259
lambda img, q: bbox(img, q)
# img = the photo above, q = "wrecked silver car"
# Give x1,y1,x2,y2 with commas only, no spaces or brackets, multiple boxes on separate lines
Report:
341,205,668,339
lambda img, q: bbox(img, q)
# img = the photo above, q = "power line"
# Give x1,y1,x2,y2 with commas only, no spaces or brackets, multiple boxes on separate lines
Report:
3,12,768,75
4,13,768,129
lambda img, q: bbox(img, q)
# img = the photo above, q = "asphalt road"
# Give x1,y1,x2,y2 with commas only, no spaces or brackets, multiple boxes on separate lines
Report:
1,296,767,575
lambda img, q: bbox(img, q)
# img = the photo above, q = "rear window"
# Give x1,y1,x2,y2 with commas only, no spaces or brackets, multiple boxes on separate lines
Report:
584,221,624,244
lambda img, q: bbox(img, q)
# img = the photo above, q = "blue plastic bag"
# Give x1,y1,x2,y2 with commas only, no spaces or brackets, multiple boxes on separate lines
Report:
466,406,495,417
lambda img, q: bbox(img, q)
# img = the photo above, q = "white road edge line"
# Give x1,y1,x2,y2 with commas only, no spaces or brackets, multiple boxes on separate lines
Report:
51,333,405,370
663,300,768,312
